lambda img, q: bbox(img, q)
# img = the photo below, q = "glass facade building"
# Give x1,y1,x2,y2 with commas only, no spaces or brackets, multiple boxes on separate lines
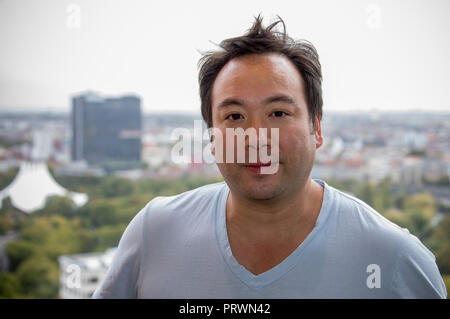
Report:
71,92,142,168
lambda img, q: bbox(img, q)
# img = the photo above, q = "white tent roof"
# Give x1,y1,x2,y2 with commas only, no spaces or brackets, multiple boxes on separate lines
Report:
0,161,88,213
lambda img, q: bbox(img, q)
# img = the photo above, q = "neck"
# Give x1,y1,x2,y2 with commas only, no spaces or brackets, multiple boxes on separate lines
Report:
226,178,324,237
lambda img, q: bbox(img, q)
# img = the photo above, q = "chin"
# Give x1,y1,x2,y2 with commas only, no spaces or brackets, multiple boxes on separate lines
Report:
233,179,285,200
218,164,286,200
244,189,281,201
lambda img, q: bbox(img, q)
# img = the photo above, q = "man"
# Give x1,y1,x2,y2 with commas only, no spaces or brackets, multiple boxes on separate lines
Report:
93,16,447,298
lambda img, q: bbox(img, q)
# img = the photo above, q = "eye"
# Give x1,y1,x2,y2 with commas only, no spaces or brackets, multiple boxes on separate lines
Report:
226,113,244,121
271,111,287,117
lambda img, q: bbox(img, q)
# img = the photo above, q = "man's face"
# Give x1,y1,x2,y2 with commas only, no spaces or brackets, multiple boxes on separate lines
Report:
211,53,323,200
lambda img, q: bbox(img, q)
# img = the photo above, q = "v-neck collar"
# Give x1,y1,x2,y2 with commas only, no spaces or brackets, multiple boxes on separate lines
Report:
215,179,332,289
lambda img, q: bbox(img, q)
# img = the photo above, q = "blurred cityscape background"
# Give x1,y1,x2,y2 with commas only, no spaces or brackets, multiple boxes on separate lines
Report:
0,0,449,298
0,96,449,298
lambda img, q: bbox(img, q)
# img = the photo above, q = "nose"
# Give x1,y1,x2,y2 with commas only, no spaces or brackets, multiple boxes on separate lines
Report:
245,115,270,150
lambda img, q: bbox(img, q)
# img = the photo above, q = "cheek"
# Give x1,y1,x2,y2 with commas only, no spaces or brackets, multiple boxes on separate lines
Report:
280,128,315,159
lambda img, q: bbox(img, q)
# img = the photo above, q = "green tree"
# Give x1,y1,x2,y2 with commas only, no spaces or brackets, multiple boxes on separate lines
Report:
403,193,436,219
0,273,21,298
383,208,408,228
0,197,23,234
5,241,36,272
0,167,19,190
7,215,84,269
98,176,135,198
81,200,120,228
15,254,59,298
36,195,76,218
430,215,450,274
0,196,14,211
50,171,102,195
372,178,394,213
443,275,450,298
39,216,84,261
403,193,436,241
383,193,436,242
356,181,375,208
4,215,87,298
85,224,127,252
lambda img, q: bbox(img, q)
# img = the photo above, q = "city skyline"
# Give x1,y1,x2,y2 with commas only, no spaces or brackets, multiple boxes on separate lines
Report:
1,0,450,113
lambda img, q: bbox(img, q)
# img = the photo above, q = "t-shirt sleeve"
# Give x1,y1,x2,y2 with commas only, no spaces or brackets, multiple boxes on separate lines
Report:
390,233,447,299
92,204,147,299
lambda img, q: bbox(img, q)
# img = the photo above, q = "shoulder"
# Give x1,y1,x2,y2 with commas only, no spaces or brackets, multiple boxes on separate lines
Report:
146,181,226,211
324,182,411,242
149,181,226,206
328,183,432,252
390,228,447,298
140,181,227,223
323,181,447,298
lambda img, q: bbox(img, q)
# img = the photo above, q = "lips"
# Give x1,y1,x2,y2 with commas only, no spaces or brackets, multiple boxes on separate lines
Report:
244,162,272,167
243,162,275,174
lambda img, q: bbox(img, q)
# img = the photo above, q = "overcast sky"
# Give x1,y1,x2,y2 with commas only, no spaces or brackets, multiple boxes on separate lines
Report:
0,0,449,114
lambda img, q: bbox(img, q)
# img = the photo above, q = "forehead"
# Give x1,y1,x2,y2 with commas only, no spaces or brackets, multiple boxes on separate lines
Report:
212,53,305,103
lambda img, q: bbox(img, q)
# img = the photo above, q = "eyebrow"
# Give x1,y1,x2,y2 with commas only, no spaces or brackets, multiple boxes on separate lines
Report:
217,94,298,109
263,94,298,107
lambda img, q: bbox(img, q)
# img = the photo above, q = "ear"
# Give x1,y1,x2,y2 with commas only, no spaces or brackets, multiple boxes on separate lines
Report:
314,116,323,149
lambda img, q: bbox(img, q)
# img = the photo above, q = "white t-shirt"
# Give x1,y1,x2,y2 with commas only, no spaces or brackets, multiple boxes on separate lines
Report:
93,180,447,298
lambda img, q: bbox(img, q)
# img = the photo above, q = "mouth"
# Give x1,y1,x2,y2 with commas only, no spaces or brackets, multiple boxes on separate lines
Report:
243,162,277,174
244,162,272,167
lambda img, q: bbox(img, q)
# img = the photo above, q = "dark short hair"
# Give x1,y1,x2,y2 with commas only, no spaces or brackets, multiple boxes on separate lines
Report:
198,15,323,129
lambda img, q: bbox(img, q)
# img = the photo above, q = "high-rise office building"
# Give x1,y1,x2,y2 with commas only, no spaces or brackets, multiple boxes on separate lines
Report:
71,92,142,169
